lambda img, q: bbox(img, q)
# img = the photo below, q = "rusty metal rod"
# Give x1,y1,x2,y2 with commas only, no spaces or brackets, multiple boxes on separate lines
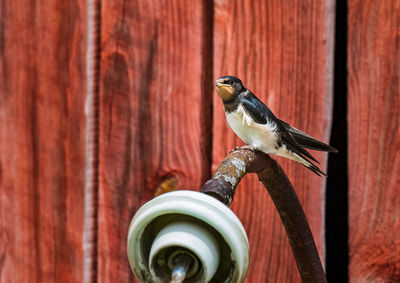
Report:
201,149,327,283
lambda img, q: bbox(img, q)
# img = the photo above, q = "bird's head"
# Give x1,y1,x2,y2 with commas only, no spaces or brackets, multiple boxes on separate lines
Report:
215,76,244,102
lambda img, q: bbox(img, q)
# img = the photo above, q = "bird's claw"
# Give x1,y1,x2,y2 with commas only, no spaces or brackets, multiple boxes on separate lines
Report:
229,145,256,154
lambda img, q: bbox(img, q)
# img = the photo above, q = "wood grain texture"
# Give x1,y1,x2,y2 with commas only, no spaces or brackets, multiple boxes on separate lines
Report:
98,0,212,281
213,0,335,282
348,1,400,281
0,1,88,282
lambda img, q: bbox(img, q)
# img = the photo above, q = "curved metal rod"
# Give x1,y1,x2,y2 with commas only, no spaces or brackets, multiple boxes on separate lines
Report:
201,149,327,283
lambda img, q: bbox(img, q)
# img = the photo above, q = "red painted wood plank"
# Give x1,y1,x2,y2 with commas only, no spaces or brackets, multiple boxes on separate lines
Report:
348,1,400,281
98,1,212,281
0,1,89,282
213,1,335,281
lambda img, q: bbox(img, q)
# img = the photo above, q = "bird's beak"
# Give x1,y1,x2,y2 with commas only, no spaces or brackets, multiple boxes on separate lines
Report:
215,79,235,101
215,79,228,88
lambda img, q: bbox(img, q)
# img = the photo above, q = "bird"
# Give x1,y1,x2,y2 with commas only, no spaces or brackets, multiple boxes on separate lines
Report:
215,75,337,176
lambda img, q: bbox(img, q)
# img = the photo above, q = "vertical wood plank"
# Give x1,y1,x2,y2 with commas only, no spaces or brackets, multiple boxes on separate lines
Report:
0,1,89,282
213,0,335,281
98,0,212,281
348,1,400,281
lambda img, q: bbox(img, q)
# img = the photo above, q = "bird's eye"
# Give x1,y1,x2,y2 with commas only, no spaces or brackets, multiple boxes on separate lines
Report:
227,79,233,85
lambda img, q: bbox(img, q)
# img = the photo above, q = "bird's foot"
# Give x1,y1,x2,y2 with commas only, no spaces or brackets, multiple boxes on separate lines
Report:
230,145,257,154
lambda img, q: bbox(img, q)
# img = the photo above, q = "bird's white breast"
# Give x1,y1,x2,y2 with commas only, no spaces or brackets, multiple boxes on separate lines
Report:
226,105,278,154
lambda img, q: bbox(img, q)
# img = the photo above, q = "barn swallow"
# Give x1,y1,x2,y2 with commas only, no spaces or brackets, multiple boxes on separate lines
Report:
215,75,337,176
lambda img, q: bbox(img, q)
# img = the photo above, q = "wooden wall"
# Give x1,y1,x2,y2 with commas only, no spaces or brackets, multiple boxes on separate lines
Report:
212,1,335,281
0,0,398,282
348,0,400,281
0,1,88,282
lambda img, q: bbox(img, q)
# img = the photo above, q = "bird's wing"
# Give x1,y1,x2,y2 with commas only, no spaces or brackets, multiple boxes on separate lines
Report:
240,93,327,176
279,119,338,152
239,91,292,125
279,129,320,164
241,92,320,164
239,92,271,124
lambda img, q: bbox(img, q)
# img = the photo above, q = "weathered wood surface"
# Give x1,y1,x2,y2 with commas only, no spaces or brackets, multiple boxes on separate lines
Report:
98,0,213,281
348,0,400,282
3,0,400,282
0,1,88,282
213,1,335,281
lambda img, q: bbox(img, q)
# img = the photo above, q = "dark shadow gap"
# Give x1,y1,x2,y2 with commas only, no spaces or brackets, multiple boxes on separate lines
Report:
200,0,214,184
326,0,349,282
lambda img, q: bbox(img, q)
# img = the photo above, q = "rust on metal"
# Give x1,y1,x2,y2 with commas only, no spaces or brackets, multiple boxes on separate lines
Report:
201,148,327,283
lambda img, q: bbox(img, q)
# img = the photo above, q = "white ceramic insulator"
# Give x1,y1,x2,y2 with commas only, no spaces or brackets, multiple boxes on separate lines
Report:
127,190,249,283
149,221,220,282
